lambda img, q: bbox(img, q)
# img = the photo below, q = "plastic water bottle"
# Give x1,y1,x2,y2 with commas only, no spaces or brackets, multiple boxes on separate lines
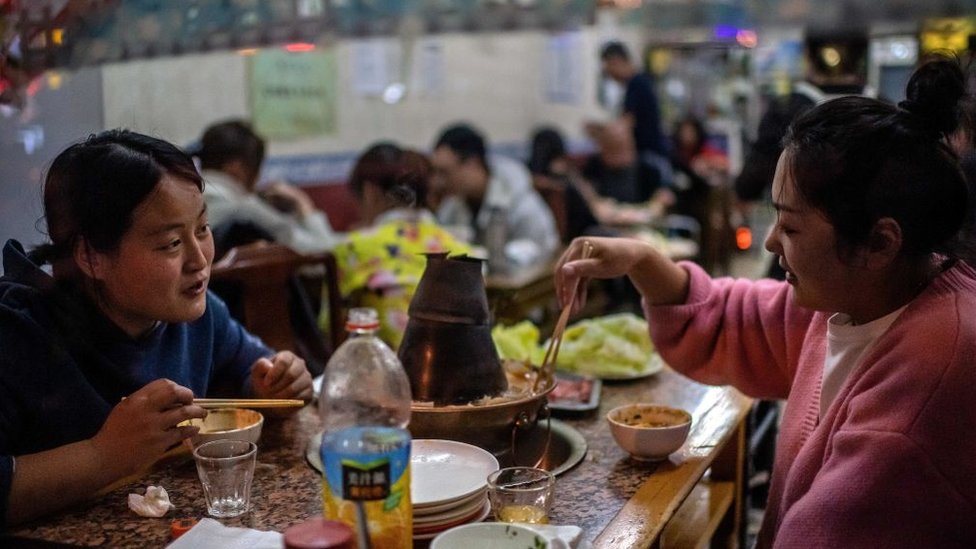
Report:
318,308,412,549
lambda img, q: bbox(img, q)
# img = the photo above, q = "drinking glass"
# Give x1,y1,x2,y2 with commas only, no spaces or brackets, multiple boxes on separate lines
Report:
193,439,257,518
486,466,555,524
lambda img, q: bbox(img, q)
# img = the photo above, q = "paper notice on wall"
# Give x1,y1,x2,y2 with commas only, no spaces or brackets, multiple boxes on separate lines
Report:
544,31,583,105
415,38,444,97
250,48,337,138
352,39,399,96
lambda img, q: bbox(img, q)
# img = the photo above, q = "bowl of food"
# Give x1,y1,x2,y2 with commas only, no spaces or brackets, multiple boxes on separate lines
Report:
186,408,263,448
606,404,691,462
431,523,568,549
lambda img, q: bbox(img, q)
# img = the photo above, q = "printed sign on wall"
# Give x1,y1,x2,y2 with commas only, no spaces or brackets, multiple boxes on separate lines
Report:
251,48,337,138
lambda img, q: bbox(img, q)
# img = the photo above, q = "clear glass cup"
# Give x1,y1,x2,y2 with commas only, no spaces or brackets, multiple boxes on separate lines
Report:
193,439,257,518
486,466,555,524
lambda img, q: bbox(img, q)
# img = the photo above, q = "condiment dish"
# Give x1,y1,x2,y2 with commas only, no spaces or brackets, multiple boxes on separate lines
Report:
186,407,263,448
606,404,691,462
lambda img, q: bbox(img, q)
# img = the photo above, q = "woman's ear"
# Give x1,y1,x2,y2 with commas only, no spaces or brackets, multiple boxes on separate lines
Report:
863,217,903,269
72,237,105,281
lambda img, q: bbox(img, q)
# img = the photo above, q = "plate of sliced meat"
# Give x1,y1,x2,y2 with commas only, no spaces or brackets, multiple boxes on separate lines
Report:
548,372,602,414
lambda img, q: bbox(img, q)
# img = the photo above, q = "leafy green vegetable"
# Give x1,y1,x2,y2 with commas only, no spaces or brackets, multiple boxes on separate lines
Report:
492,320,545,365
553,313,656,378
492,313,658,378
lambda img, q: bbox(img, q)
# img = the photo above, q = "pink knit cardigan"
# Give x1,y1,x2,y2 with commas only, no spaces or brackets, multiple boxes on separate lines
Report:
646,260,976,548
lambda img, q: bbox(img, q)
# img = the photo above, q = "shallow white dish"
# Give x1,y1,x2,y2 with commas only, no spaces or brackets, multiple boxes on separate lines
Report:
415,488,486,516
557,352,665,381
597,352,665,381
413,500,491,541
305,436,499,508
414,493,488,526
412,439,499,507
431,522,569,548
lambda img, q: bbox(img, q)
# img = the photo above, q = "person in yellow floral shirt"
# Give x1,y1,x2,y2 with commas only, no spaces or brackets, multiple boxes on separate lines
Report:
325,143,471,348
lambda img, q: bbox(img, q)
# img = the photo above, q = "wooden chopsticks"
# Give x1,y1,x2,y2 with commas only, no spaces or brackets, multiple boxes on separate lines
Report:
534,240,594,393
192,398,305,409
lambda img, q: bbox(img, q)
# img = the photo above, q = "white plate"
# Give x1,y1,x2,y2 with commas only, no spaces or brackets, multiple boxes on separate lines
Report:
412,439,499,507
430,521,569,549
413,500,491,540
599,352,666,381
414,492,488,526
305,436,498,509
415,488,485,516
559,352,665,381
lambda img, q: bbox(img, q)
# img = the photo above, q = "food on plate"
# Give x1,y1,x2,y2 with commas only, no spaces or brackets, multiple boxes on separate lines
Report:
491,314,660,379
550,376,594,404
491,320,545,365
554,313,657,378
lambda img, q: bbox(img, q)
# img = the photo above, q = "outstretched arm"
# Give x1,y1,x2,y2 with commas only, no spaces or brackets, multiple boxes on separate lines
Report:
554,236,690,314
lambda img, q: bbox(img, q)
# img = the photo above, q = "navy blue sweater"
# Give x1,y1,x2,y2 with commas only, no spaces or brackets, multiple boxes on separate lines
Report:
0,240,272,523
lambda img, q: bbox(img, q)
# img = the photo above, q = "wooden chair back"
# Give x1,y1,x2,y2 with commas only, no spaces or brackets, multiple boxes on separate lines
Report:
211,242,343,360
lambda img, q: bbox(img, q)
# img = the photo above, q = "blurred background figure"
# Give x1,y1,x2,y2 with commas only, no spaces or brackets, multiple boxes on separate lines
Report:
327,142,470,349
582,119,675,225
194,119,340,258
526,126,602,242
596,40,673,188
670,115,729,234
431,123,559,269
734,28,871,280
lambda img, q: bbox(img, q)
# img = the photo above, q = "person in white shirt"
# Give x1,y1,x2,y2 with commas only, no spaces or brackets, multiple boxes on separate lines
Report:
195,120,339,256
430,123,559,267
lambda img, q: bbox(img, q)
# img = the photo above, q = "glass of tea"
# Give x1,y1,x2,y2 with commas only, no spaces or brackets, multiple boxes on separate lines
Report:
486,466,555,524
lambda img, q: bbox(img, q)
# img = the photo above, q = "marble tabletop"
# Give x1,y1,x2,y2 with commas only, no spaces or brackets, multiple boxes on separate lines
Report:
11,366,751,548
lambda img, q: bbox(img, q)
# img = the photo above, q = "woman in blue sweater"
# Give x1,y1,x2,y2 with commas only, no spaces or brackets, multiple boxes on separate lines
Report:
0,130,312,525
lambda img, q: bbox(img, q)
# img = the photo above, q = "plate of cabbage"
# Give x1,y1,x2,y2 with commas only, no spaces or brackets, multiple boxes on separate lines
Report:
492,313,664,381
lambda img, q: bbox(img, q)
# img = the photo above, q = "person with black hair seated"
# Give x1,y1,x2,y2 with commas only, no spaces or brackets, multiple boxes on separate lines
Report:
195,119,339,257
431,123,559,267
326,143,470,349
0,130,312,526
556,55,976,548
526,127,602,242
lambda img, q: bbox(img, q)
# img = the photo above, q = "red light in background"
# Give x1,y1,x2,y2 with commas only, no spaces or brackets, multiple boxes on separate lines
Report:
284,43,316,53
735,227,752,250
736,30,758,48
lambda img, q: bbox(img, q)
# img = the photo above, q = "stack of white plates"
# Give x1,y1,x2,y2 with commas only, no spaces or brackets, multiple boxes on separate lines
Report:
411,439,499,540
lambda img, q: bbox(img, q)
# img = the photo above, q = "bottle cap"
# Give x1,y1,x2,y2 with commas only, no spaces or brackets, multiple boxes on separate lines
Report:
283,518,354,549
346,307,380,331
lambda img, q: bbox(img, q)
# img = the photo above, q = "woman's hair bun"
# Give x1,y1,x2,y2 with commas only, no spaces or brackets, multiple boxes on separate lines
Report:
900,54,966,138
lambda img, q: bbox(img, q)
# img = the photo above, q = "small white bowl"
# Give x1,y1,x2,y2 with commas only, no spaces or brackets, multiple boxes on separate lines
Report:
606,404,691,462
431,523,568,549
186,408,263,448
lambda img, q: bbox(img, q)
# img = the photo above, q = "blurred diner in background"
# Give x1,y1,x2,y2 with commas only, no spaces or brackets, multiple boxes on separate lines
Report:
3,1,976,548
325,141,471,349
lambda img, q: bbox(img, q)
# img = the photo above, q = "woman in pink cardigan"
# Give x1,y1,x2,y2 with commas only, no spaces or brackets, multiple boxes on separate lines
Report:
556,57,976,548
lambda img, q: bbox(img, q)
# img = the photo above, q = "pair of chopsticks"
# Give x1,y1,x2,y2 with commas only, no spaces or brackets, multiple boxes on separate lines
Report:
192,398,305,410
534,240,594,393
